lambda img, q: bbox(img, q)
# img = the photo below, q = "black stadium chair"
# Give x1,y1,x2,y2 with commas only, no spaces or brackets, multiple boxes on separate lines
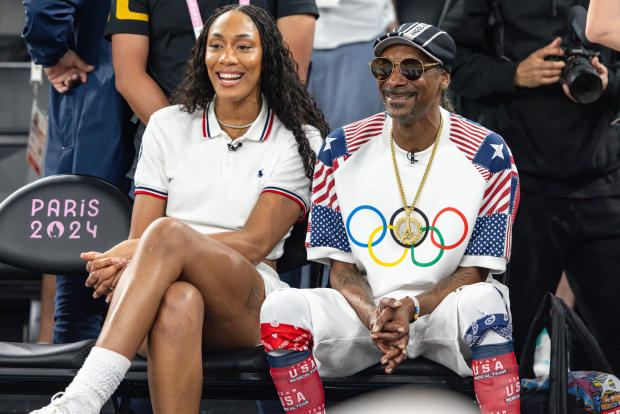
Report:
0,175,472,412
0,174,132,275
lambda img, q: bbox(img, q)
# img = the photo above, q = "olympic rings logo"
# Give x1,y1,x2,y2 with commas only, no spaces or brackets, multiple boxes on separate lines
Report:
345,205,469,268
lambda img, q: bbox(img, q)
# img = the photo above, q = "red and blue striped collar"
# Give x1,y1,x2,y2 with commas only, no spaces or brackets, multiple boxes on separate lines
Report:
202,98,274,142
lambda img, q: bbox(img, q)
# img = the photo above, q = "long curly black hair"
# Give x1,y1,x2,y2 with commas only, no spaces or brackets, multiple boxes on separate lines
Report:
173,4,329,180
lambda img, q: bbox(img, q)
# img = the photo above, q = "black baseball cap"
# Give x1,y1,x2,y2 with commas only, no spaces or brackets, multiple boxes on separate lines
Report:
373,22,456,72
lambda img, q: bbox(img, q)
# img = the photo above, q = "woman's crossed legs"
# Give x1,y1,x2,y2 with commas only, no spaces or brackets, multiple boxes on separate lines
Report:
34,217,268,414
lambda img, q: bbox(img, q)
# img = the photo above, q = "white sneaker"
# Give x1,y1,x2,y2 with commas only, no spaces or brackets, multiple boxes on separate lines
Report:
29,392,73,414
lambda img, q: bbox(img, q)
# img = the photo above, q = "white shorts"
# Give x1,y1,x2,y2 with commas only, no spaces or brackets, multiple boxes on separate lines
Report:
256,261,289,296
273,279,510,378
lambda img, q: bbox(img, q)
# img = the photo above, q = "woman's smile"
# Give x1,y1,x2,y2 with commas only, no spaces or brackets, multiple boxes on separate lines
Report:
205,11,262,103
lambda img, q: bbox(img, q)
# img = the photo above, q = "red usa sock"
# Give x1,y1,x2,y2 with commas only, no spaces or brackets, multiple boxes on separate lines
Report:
472,341,521,414
268,351,325,413
262,323,325,414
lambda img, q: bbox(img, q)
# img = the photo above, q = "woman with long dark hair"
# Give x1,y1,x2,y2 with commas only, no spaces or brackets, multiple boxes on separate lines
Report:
32,5,328,413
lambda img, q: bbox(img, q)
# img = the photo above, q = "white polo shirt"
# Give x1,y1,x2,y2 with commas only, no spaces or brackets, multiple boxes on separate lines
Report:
134,98,322,260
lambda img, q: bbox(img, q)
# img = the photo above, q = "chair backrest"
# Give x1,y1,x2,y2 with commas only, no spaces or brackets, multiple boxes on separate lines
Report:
0,174,132,275
276,218,308,274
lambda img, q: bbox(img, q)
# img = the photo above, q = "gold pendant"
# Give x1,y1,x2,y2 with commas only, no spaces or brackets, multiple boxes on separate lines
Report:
394,215,423,246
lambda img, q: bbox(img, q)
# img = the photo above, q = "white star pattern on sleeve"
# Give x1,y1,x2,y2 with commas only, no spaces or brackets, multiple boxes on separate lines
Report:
464,213,507,257
309,205,351,252
491,143,505,159
323,137,337,154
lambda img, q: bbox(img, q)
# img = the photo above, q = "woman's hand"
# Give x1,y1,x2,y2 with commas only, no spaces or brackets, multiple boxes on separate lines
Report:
85,257,128,302
81,238,138,301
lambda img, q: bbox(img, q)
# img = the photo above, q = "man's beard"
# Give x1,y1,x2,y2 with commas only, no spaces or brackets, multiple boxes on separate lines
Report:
382,87,418,120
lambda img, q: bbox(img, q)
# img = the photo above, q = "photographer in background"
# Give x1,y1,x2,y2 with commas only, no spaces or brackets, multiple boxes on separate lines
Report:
586,0,620,51
443,0,620,374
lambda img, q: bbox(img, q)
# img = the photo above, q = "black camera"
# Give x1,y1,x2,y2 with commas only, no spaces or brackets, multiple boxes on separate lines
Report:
547,5,602,104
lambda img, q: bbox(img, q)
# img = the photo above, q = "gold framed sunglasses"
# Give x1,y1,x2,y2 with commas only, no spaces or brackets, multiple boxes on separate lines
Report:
369,57,441,81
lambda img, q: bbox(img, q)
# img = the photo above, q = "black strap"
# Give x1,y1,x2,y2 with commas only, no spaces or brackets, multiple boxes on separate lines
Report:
548,296,568,413
519,293,614,414
559,298,613,374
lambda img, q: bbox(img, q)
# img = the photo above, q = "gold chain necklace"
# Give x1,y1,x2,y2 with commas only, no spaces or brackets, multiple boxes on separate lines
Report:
390,116,443,246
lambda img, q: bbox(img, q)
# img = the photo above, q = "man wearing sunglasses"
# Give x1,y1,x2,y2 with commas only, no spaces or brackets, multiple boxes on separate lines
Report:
260,23,520,414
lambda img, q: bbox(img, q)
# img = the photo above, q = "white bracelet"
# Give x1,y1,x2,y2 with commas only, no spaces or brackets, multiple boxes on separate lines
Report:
412,296,420,319
405,295,421,322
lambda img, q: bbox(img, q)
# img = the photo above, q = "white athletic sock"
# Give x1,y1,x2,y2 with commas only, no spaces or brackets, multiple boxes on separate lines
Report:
62,346,131,413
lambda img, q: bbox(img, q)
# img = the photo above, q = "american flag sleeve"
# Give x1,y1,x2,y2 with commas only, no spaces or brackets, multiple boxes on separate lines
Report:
460,132,520,273
305,137,354,265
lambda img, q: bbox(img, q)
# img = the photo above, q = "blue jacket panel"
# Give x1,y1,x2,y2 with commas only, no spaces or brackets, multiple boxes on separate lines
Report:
22,0,105,67
22,0,132,190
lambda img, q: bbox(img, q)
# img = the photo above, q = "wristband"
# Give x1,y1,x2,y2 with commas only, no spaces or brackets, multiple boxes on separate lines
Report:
405,296,420,323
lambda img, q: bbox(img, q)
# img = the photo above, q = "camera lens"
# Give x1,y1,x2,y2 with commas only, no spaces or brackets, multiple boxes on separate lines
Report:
563,56,602,104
